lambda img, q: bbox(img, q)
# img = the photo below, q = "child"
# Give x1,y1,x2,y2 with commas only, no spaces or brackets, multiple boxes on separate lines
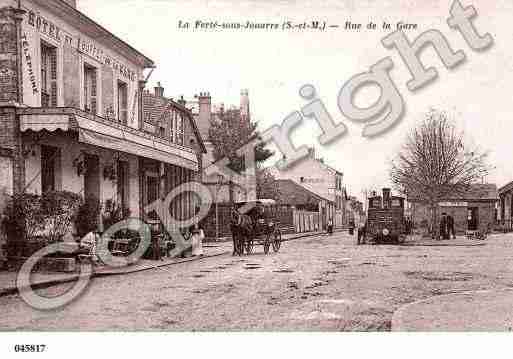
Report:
191,224,204,256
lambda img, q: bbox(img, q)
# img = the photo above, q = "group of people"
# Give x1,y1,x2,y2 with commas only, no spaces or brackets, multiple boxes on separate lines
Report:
151,223,205,261
439,212,456,240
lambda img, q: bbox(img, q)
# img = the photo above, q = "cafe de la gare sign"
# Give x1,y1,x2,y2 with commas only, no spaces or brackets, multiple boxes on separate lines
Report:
78,38,137,82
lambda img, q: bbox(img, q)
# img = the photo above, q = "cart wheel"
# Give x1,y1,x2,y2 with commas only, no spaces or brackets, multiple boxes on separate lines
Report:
246,239,254,255
272,230,282,252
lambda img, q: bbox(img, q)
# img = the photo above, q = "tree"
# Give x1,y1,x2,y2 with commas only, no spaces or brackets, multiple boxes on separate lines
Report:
209,108,273,202
256,168,280,200
390,109,491,237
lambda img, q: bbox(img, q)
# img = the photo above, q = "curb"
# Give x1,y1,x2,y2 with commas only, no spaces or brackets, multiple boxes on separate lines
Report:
0,251,229,298
391,288,512,331
0,229,337,297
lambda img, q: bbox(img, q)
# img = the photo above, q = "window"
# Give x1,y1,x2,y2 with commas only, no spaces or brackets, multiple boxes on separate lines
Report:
83,64,97,114
171,110,184,145
41,145,60,193
41,42,57,107
176,114,184,145
117,81,128,124
146,175,159,205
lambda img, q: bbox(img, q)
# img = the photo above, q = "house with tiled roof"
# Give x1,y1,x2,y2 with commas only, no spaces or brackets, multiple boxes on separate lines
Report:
409,183,498,234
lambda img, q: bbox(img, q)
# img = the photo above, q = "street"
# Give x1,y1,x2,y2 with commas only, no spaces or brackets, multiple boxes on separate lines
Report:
1,232,513,331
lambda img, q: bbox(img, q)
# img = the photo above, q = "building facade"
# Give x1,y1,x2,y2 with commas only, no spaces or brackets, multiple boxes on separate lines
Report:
0,0,204,246
272,148,346,228
498,181,513,231
409,184,498,234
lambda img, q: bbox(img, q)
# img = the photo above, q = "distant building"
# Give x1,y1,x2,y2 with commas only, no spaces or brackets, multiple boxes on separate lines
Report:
409,184,498,234
498,181,513,230
272,148,346,229
185,90,256,203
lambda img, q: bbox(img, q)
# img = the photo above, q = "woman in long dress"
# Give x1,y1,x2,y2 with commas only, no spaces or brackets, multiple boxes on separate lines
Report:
191,224,204,256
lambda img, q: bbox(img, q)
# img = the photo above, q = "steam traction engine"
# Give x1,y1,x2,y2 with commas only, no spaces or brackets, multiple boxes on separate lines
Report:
364,188,406,244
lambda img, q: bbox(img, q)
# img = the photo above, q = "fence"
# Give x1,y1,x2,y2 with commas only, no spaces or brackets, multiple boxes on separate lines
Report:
293,210,320,233
200,204,295,240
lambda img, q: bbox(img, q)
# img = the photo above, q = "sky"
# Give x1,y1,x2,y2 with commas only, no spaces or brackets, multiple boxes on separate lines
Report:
77,0,513,201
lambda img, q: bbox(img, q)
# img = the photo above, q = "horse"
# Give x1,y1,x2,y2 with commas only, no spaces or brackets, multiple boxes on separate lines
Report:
230,208,253,256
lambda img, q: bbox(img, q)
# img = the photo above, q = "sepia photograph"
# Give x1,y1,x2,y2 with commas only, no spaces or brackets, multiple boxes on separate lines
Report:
0,0,512,356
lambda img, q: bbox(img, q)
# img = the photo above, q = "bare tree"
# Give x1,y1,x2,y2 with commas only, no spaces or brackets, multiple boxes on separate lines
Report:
390,109,491,237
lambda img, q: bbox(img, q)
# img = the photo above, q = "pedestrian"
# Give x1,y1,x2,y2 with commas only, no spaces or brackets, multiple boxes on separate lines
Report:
357,220,366,245
447,214,456,239
152,233,163,261
191,223,205,256
327,218,333,235
348,218,355,235
439,213,449,240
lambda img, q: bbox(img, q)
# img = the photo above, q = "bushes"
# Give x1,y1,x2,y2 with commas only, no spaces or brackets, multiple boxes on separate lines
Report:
2,191,82,258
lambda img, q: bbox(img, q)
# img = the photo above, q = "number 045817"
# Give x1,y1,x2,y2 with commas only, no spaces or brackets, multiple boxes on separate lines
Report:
14,345,46,353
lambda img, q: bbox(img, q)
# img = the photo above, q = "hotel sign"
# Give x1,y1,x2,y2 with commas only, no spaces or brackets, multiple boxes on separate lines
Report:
78,38,137,82
439,201,468,207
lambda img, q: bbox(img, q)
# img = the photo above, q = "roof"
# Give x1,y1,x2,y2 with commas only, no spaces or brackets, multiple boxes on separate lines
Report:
447,184,498,201
499,180,513,195
143,92,207,153
37,0,154,68
409,184,498,202
276,179,333,205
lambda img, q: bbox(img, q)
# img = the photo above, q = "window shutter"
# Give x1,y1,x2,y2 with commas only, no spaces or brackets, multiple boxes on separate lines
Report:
50,49,57,107
102,65,114,119
63,44,80,107
91,71,97,114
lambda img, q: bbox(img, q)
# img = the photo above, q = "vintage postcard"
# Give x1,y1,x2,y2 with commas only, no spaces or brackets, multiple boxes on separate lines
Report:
0,0,512,356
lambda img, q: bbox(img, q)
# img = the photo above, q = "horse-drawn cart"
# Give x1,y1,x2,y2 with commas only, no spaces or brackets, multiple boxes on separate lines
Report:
230,199,282,255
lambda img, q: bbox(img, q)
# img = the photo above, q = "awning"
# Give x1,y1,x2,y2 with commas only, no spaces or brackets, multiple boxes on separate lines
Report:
78,129,198,171
20,114,70,132
19,110,199,171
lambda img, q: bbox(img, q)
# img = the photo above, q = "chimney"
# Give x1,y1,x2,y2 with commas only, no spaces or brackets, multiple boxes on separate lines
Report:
177,95,186,106
240,89,250,121
154,82,164,98
382,188,391,208
62,0,77,8
197,91,212,138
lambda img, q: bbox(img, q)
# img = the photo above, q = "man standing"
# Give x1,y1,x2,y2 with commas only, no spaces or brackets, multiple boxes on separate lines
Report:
357,219,366,245
439,213,449,240
447,214,456,239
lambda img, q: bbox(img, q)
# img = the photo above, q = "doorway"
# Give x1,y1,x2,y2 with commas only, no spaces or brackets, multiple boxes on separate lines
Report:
84,154,100,201
467,207,479,231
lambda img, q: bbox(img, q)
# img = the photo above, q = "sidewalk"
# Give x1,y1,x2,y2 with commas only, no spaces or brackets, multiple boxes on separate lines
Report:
0,228,337,297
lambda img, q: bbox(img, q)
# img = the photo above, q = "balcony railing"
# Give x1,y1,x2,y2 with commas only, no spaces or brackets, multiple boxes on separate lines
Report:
16,106,196,155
